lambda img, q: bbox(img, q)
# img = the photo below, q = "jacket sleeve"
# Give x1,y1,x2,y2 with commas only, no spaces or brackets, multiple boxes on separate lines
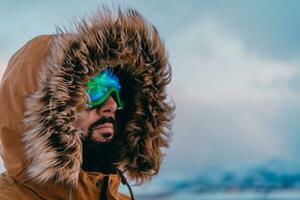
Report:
0,173,35,200
0,186,33,200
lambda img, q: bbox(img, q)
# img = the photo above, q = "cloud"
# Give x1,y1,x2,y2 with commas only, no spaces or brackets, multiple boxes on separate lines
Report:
163,18,300,176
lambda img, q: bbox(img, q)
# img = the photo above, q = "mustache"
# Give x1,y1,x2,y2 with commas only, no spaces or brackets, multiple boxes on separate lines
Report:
88,116,116,133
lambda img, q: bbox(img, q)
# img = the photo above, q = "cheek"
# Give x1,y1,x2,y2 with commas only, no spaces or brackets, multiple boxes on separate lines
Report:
74,111,91,132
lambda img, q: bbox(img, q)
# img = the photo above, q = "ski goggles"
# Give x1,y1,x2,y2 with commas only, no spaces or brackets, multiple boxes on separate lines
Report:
85,69,124,110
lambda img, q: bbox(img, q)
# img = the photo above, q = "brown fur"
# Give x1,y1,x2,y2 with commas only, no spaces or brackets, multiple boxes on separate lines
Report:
23,8,174,187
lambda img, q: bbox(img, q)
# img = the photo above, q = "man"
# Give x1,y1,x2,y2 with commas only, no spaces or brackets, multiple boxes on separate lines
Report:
0,8,174,200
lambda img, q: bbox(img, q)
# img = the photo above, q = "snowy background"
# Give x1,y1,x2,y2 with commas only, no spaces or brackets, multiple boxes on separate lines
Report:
1,0,300,199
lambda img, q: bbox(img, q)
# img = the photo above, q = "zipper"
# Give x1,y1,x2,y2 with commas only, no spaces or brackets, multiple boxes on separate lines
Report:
96,171,135,200
97,176,109,200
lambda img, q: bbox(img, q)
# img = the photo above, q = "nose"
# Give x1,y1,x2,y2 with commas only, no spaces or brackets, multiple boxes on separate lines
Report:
96,96,117,116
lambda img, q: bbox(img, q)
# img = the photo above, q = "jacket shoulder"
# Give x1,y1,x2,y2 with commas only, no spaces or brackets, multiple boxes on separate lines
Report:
0,173,34,200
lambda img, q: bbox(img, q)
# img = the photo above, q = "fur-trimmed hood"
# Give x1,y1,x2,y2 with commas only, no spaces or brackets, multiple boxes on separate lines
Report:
0,8,174,188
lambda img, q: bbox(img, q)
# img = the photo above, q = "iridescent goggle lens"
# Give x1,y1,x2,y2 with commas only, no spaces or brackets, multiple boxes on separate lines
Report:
85,69,124,110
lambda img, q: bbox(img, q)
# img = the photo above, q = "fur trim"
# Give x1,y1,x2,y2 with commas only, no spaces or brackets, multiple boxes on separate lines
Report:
23,8,174,186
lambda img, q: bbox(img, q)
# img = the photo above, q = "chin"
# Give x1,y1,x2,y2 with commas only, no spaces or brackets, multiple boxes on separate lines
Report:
92,134,114,143
81,132,121,173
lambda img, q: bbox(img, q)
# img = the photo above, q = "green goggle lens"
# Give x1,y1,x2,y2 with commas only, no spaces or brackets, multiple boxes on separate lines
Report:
85,69,124,109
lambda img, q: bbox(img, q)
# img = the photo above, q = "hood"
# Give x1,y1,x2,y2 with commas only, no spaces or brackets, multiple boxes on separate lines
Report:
0,8,174,187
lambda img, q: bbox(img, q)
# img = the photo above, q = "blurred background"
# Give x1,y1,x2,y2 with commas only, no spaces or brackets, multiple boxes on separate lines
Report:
1,0,300,199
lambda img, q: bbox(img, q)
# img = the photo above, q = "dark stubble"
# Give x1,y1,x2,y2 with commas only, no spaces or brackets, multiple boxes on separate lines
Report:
81,116,120,174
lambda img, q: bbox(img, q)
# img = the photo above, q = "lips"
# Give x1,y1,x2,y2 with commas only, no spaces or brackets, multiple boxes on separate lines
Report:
92,123,114,142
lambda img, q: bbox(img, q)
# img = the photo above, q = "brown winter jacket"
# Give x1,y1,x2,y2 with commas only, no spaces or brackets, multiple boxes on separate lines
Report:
0,9,174,200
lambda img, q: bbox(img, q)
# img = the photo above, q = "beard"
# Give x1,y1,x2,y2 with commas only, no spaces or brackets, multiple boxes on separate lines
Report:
81,116,121,174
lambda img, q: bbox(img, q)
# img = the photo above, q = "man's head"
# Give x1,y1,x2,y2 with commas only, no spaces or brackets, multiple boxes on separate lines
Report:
75,69,124,173
18,9,173,186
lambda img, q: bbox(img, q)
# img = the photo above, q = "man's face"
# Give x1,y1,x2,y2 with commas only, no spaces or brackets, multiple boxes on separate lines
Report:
77,95,121,173
77,95,118,143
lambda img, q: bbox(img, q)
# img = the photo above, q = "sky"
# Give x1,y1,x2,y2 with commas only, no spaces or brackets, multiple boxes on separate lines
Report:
1,0,300,191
